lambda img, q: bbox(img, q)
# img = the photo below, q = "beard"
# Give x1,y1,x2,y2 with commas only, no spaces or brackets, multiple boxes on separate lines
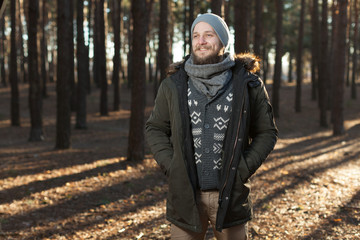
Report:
192,45,225,65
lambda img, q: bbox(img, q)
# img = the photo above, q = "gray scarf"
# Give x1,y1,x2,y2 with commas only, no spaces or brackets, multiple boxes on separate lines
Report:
184,53,235,98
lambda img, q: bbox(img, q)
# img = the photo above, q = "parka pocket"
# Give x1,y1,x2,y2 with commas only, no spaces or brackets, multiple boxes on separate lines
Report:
238,154,251,183
224,169,252,223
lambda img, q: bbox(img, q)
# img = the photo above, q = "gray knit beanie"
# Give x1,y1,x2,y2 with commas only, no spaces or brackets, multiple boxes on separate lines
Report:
191,13,230,50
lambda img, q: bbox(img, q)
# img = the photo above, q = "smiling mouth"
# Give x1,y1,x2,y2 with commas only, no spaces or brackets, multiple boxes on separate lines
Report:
196,48,211,53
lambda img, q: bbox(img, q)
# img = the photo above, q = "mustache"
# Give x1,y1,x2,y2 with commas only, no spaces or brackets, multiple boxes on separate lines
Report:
194,45,212,51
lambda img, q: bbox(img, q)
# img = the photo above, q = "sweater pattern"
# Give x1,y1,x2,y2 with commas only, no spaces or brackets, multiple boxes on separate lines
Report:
188,79,233,190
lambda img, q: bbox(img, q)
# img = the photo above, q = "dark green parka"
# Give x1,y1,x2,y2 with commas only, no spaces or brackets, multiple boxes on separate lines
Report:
145,53,278,233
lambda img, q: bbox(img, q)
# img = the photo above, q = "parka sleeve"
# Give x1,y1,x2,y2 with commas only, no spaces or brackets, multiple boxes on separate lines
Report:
244,81,278,179
145,80,173,175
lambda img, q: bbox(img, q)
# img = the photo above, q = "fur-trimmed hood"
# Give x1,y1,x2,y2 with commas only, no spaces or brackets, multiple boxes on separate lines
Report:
167,53,261,76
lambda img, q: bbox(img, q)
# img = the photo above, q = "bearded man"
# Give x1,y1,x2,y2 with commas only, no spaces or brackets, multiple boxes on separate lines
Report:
146,13,278,240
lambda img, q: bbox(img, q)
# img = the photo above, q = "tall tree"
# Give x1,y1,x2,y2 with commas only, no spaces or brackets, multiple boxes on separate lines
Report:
288,53,293,83
112,0,121,111
234,0,249,53
351,0,358,99
17,0,26,84
188,0,194,52
40,0,48,97
56,0,73,149
28,0,44,141
86,0,92,93
93,0,100,88
70,1,76,112
98,0,108,116
310,0,320,101
295,0,305,113
76,0,88,129
318,0,329,127
0,17,5,87
272,0,283,118
254,0,263,57
127,0,147,161
0,0,8,18
10,0,20,126
332,0,348,135
328,1,338,112
211,0,223,16
224,0,231,26
183,0,187,56
159,0,169,83
345,2,352,87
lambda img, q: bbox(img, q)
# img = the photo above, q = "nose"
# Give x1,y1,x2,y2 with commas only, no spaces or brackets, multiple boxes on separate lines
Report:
198,35,206,44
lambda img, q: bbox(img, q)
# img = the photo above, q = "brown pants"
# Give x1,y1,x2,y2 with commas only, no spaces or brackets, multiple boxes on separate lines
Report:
170,191,248,240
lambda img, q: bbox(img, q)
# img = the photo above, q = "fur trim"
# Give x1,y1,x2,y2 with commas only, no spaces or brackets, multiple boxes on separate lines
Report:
166,53,261,75
234,53,261,74
167,60,184,76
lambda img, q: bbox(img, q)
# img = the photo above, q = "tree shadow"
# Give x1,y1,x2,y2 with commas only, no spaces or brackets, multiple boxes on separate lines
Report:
301,189,360,239
0,146,122,180
1,170,167,236
0,157,138,204
0,117,130,181
254,149,359,210
255,139,356,180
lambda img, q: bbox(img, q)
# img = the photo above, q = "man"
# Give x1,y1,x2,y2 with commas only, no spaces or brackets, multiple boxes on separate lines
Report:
146,13,278,239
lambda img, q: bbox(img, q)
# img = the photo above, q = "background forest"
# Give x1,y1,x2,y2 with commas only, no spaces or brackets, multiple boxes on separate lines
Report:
0,0,359,239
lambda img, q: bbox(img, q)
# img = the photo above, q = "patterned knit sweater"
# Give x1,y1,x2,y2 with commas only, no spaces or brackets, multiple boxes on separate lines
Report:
188,79,233,190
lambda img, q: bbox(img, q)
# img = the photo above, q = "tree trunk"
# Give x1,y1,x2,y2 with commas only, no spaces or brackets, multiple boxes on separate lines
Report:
351,0,358,99
234,0,249,53
1,14,6,87
254,0,263,57
345,3,352,87
295,0,305,113
93,0,100,88
183,0,187,56
112,0,121,111
188,0,194,52
159,0,169,83
86,0,93,93
10,0,20,126
310,0,320,101
28,0,44,140
98,0,108,116
318,0,329,127
56,0,73,149
70,2,76,112
288,52,293,83
17,0,26,84
224,0,231,27
126,8,133,89
127,0,147,161
41,0,48,98
328,1,337,112
76,0,88,129
262,45,269,85
332,0,348,136
272,0,283,118
49,49,55,82
211,0,223,16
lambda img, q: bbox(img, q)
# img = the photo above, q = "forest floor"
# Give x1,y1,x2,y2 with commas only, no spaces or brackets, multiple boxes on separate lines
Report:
0,80,359,240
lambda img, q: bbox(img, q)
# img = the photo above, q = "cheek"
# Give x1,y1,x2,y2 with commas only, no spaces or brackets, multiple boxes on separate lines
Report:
192,42,197,50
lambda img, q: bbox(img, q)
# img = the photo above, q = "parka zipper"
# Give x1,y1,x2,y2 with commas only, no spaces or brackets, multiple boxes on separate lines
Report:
218,86,246,206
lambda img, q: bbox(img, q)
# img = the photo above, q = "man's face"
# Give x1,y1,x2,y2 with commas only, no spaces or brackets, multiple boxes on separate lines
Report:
191,21,224,65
